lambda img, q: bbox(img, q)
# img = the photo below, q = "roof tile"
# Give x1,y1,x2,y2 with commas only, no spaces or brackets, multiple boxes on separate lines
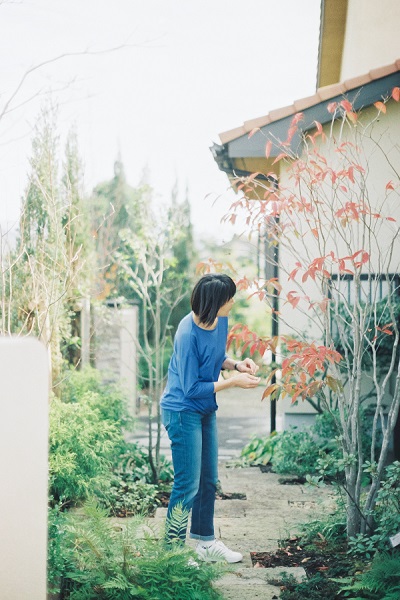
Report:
293,93,320,112
268,104,294,122
219,126,247,145
317,82,346,101
218,60,400,144
343,72,372,90
243,114,272,132
369,63,398,79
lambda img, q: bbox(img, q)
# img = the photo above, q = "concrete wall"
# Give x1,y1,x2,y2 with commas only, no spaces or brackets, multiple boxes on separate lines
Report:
0,338,48,599
93,303,139,416
341,0,400,80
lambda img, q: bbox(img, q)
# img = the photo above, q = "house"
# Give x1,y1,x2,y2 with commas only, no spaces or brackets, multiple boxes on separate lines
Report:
211,0,400,448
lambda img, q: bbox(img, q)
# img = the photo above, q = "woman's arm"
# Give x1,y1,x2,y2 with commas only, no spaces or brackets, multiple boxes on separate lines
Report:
221,356,259,375
214,372,260,392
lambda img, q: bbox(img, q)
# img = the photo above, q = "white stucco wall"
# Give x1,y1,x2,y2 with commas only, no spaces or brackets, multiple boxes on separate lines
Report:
0,338,48,599
341,0,400,81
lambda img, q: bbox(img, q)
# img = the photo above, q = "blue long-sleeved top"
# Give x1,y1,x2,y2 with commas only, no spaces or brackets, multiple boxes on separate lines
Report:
160,313,228,414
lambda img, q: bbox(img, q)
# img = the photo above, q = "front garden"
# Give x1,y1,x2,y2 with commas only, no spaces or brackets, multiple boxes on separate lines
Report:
48,366,225,599
237,412,400,599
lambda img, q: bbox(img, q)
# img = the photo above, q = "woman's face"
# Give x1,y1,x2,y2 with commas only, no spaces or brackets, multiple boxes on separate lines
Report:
217,296,235,317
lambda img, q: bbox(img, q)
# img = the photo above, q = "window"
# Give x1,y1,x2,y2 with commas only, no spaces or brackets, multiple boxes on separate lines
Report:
330,273,400,305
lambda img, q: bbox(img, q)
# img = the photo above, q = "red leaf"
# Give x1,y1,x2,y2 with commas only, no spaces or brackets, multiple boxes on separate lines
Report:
272,152,288,165
374,101,386,113
386,181,395,191
392,87,400,102
265,140,272,158
314,121,323,135
327,102,337,114
248,127,260,139
340,99,353,112
291,112,304,125
262,384,278,400
347,111,358,124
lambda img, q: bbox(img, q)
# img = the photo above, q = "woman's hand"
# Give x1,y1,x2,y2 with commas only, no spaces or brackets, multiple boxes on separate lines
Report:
232,372,260,389
236,358,259,376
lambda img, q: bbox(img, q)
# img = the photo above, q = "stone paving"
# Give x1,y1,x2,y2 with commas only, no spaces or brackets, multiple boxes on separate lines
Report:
129,385,335,599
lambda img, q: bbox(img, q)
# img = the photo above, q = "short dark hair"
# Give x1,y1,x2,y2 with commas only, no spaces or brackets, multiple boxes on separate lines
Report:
191,274,236,326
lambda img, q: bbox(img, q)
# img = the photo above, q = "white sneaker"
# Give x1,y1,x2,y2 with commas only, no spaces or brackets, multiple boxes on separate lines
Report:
195,539,243,563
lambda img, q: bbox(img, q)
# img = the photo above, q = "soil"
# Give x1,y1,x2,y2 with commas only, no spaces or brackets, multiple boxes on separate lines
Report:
156,490,171,508
251,536,353,579
216,490,247,500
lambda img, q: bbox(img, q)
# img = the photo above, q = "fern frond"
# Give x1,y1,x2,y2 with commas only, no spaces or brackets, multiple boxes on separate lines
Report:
165,503,189,543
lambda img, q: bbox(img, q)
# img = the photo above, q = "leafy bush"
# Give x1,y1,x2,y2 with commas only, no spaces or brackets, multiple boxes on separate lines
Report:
373,462,400,541
299,505,347,546
63,501,224,600
49,396,122,505
272,428,321,478
61,366,133,428
48,504,73,594
347,462,400,558
101,478,160,517
112,439,173,484
278,572,339,600
239,432,279,466
99,440,173,516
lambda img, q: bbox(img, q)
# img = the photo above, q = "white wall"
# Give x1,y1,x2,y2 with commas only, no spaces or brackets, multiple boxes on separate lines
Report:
341,0,400,80
0,338,48,600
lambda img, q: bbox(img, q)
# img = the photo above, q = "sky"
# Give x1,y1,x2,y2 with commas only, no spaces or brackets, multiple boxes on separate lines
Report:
0,0,321,243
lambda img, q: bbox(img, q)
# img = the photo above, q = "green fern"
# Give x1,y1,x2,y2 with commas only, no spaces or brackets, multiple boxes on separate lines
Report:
338,552,400,599
165,502,190,544
63,500,224,600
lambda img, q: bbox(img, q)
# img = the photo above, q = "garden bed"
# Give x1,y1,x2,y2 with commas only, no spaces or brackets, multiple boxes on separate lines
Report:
251,536,353,579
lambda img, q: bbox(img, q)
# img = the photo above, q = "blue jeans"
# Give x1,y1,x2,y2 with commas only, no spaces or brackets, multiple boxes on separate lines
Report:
161,408,218,543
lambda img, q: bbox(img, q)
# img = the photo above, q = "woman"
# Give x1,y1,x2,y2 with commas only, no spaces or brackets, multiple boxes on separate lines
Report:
161,273,260,563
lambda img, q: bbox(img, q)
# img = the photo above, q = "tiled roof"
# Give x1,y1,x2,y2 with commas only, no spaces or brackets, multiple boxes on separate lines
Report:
219,60,400,145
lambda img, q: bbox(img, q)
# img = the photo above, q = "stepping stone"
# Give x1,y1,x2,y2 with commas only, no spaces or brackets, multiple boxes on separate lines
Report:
214,565,306,599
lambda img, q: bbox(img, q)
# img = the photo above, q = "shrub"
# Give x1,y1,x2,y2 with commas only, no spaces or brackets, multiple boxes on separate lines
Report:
49,396,122,505
61,366,133,428
63,501,224,600
239,432,279,466
373,462,400,542
112,439,173,484
272,428,321,478
48,504,74,594
101,478,160,517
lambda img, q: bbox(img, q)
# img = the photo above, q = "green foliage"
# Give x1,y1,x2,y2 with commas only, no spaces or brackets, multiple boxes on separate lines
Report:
347,462,400,558
48,503,74,594
101,478,160,517
49,395,122,505
373,461,400,540
299,505,347,545
239,411,343,478
239,432,279,466
63,501,224,600
99,437,173,517
110,439,173,484
272,428,321,478
338,552,400,599
61,366,133,429
278,572,339,600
